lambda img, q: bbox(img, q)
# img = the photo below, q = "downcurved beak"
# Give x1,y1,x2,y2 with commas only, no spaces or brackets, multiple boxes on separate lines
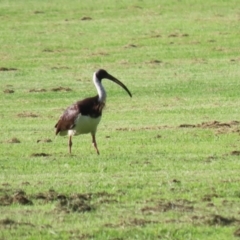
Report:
106,73,132,97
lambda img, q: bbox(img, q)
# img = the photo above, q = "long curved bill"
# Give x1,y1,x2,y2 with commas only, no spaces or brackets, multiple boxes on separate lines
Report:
106,73,132,97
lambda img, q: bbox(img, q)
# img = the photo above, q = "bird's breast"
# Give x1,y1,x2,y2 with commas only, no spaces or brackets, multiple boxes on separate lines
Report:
68,115,101,136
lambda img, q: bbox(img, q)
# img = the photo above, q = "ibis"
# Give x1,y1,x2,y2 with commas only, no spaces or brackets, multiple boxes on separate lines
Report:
55,69,132,154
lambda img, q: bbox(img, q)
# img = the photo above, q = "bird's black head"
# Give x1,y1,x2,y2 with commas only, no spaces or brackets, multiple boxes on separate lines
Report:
95,69,132,97
95,69,109,81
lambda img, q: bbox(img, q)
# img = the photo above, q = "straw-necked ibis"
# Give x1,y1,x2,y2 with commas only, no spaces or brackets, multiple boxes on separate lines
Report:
55,69,132,154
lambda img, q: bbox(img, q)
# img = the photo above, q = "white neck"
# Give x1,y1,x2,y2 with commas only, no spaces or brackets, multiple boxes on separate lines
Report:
93,73,106,103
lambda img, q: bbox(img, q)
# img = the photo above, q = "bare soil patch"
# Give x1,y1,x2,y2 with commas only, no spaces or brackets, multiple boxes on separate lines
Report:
34,11,44,14
202,193,219,202
91,51,109,56
34,189,59,202
6,137,20,143
128,218,158,226
17,112,39,118
0,67,17,71
150,34,162,38
105,218,158,228
172,179,181,183
43,48,54,53
168,33,178,37
147,59,163,64
28,88,46,92
141,199,194,214
0,218,15,226
13,193,33,205
0,190,32,206
1,188,117,215
230,58,240,62
3,89,14,93
81,16,92,20
207,214,240,226
56,194,93,213
231,151,240,156
124,44,138,48
37,138,52,143
168,33,189,38
30,153,51,157
0,218,34,229
51,86,72,92
179,120,239,134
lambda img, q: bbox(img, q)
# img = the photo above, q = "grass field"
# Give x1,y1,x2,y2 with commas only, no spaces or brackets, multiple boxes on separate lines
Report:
0,0,240,239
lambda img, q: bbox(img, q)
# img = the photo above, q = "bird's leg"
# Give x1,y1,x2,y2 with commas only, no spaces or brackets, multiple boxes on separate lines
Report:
91,133,100,155
68,135,72,154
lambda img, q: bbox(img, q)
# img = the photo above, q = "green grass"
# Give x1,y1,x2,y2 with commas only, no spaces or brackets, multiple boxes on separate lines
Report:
1,0,240,239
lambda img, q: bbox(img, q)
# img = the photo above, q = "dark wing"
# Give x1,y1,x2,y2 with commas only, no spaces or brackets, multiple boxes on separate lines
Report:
55,103,80,135
55,95,104,135
77,95,105,118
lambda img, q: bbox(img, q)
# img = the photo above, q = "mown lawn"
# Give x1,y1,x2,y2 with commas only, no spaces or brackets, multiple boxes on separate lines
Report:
0,0,240,239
